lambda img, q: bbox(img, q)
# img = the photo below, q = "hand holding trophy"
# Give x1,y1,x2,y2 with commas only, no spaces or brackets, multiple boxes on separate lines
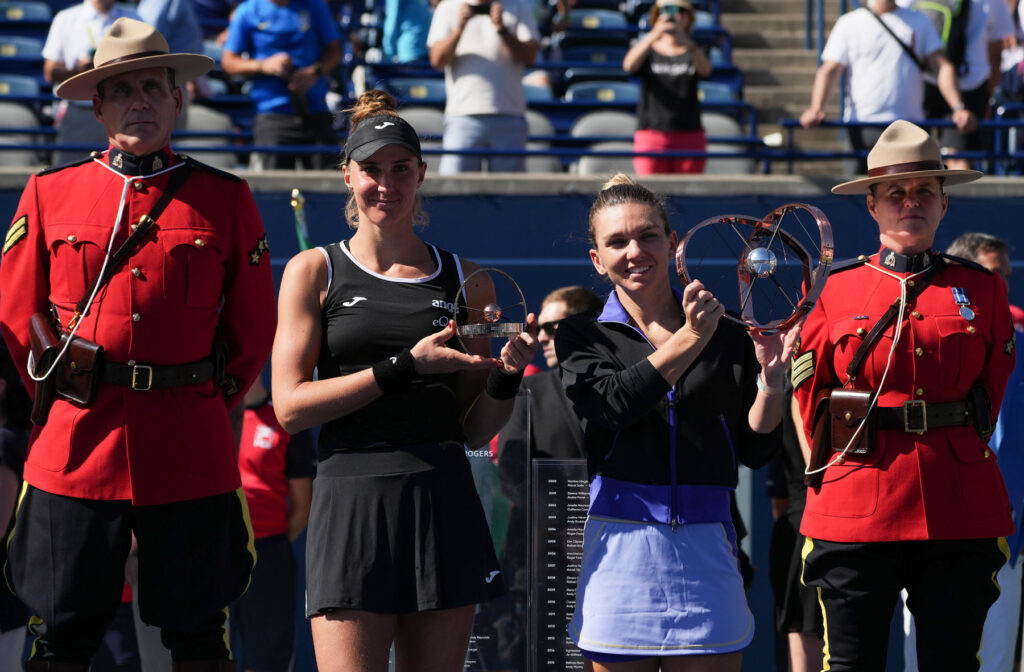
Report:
675,203,834,333
453,267,537,376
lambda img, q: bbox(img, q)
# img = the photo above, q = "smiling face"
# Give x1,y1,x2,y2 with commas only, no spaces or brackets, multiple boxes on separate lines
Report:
867,176,947,255
93,67,181,156
342,143,426,229
589,202,678,299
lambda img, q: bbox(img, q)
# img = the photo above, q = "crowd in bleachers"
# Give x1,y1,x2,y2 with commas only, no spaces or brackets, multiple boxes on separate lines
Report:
0,0,766,174
0,0,1023,173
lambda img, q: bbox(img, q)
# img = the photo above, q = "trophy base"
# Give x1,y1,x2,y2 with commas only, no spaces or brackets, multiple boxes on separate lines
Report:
458,323,525,338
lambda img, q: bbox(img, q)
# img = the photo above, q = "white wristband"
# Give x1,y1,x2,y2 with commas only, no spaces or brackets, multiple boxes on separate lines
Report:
756,373,786,396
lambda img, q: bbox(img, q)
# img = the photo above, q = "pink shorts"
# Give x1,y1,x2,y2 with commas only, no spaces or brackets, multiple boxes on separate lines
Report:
633,128,707,175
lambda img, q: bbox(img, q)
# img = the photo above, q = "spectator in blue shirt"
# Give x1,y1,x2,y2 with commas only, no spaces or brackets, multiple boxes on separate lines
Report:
222,0,342,169
383,0,433,63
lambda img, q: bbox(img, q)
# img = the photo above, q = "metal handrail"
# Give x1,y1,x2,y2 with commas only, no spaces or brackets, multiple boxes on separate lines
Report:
776,117,1024,174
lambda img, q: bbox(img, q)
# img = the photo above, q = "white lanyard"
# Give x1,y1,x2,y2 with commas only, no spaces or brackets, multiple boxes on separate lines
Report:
804,263,930,477
28,159,184,382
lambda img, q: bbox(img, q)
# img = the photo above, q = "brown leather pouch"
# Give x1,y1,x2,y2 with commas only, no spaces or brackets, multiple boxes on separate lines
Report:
805,389,833,487
28,312,60,425
54,333,103,405
829,389,875,455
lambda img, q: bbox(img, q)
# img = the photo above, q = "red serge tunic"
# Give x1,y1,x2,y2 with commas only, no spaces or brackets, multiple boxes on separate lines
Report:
793,250,1016,542
0,149,277,505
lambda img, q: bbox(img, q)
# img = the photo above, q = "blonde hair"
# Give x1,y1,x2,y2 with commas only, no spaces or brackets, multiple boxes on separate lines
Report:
342,89,429,230
587,173,670,247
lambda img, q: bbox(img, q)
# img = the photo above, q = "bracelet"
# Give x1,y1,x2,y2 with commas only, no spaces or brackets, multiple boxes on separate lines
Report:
756,372,787,396
372,349,417,393
953,101,967,111
485,368,523,400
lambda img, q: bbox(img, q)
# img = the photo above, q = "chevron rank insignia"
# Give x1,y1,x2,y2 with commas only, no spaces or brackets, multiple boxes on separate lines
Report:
249,234,269,265
3,215,26,255
791,350,815,389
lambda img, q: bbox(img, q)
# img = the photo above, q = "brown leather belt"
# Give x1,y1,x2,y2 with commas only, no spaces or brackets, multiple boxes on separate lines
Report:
875,400,973,433
103,359,214,391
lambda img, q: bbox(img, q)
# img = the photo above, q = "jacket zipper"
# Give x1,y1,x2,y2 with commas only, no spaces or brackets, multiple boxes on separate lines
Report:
668,385,679,531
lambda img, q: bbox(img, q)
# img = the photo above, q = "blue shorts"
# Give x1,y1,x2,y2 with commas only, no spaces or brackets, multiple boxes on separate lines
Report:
570,516,754,658
230,534,296,672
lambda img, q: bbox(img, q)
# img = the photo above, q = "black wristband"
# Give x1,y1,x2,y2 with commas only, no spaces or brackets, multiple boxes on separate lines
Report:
485,368,523,400
372,349,416,393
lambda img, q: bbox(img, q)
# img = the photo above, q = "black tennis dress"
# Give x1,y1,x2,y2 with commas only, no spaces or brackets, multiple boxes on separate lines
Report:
304,240,505,615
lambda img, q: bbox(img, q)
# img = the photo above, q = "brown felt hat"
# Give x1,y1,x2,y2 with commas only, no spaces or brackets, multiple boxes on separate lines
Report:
56,18,214,101
831,120,982,195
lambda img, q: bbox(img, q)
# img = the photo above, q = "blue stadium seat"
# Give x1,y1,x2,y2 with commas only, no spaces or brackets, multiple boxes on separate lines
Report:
0,35,44,83
0,73,39,97
566,8,628,30
558,45,628,66
0,1,52,39
698,80,737,103
382,76,446,105
564,80,639,104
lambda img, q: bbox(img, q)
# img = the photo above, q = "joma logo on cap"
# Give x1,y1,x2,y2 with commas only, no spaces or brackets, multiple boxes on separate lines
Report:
374,121,395,130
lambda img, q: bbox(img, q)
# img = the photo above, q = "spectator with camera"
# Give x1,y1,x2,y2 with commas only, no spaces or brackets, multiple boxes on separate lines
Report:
427,0,540,174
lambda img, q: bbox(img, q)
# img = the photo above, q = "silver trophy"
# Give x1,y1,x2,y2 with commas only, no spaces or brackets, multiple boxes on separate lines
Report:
454,267,528,350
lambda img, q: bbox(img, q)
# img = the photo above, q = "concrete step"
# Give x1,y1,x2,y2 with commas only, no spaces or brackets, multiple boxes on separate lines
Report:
720,13,821,34
743,64,819,86
731,27,824,49
722,0,841,17
731,47,819,69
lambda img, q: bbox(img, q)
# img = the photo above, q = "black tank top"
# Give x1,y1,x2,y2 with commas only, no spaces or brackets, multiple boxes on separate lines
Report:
316,240,468,456
637,49,703,132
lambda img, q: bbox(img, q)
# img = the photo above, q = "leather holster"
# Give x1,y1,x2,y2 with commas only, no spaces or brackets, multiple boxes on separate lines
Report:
829,389,875,455
54,332,103,405
28,312,60,425
805,388,833,487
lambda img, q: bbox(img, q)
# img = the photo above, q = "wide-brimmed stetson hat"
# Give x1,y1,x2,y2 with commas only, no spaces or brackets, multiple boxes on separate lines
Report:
831,119,982,195
56,18,214,101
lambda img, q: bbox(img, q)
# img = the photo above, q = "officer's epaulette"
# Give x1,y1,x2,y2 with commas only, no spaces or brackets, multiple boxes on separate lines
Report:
829,255,871,274
938,252,992,274
36,154,95,176
178,154,242,182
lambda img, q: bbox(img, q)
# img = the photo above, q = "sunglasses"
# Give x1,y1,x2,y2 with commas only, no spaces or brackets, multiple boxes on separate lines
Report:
538,321,560,337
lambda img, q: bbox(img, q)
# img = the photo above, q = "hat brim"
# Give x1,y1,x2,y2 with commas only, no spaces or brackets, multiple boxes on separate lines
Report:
831,168,983,195
56,53,214,101
346,137,421,163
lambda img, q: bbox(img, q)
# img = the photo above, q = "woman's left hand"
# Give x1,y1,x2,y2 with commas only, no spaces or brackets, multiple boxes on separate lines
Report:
749,318,804,387
498,313,539,374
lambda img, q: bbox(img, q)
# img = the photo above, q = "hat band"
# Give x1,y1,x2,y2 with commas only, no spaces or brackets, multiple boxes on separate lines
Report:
99,50,170,68
867,160,944,177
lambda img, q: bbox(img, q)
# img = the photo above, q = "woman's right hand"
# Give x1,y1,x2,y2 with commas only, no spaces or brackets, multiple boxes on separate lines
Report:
680,279,723,339
410,321,502,374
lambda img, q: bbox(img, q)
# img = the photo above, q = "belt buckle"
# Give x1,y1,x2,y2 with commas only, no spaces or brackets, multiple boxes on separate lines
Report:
903,399,927,433
131,364,153,391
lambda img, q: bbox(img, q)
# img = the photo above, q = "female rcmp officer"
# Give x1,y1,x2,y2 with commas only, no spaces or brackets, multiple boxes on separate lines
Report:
793,120,1016,671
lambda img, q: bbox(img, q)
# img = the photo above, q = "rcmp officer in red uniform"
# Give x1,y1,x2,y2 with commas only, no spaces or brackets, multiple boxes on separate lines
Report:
0,18,276,671
793,120,1016,671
